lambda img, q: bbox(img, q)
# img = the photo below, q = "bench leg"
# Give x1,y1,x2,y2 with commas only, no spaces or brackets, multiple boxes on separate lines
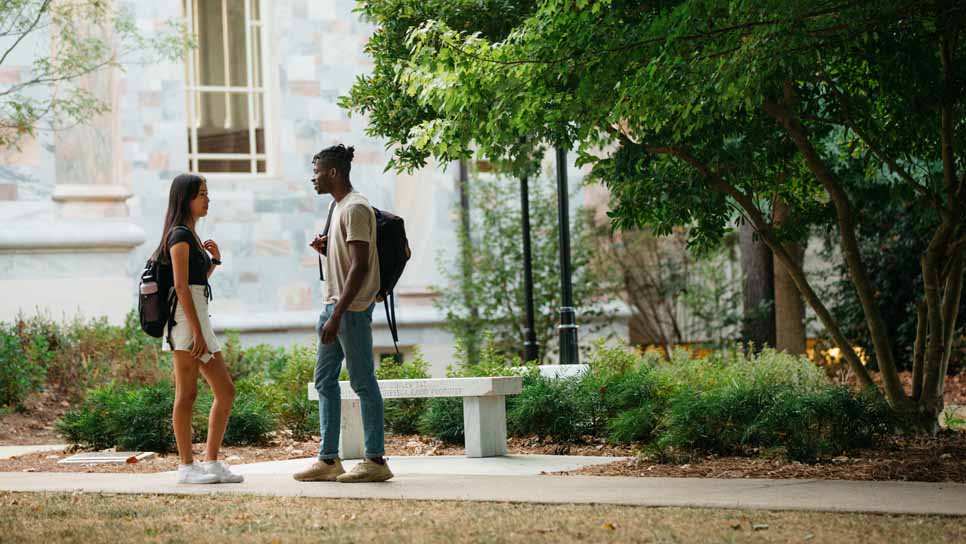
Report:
463,396,508,458
339,399,365,460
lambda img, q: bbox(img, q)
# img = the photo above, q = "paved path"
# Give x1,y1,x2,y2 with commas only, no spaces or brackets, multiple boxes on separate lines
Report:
2,453,965,516
235,454,623,476
0,445,67,460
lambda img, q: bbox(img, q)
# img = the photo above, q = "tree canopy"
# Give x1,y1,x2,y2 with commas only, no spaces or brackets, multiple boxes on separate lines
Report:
1,0,191,149
342,0,966,423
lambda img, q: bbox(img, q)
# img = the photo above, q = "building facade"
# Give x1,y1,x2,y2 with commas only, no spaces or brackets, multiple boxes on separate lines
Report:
0,1,627,376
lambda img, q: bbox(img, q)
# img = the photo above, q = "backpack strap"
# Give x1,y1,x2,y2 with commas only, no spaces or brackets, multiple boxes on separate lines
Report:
166,288,178,350
318,200,336,281
384,291,401,359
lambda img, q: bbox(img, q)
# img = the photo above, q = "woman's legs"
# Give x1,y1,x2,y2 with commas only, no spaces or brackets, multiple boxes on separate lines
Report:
199,351,235,462
172,351,200,465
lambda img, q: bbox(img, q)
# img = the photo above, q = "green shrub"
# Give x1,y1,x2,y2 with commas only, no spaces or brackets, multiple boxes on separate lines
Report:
58,378,279,452
3,312,169,403
222,379,276,445
113,381,177,452
220,331,249,380
377,348,431,435
247,344,290,382
649,348,896,462
752,386,895,462
585,346,664,444
501,342,895,462
0,324,45,409
272,344,319,440
583,352,660,441
656,383,775,457
279,392,319,441
221,334,290,382
192,380,279,447
419,397,464,444
508,374,591,442
504,342,661,445
417,335,537,444
606,403,659,444
55,383,123,450
447,334,528,378
60,380,180,454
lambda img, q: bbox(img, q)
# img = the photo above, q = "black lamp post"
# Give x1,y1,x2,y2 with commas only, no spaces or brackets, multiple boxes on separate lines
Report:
520,170,539,363
555,146,580,365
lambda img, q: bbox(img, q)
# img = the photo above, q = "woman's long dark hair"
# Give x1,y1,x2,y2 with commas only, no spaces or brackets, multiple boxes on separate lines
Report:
155,173,205,263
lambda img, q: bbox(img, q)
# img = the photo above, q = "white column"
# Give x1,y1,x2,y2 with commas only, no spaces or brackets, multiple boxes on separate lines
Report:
462,396,508,458
339,398,365,460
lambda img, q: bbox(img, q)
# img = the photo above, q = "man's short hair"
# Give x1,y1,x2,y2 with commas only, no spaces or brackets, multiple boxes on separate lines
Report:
313,144,355,177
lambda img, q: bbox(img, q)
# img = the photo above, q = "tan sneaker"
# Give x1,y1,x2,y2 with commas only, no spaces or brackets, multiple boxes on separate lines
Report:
336,458,394,483
293,459,345,482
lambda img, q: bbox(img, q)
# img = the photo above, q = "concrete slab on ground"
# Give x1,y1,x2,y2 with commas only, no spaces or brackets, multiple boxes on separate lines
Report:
0,445,66,460
232,455,626,477
1,471,964,516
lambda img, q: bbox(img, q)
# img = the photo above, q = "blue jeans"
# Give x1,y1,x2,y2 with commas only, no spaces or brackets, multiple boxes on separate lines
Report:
314,303,384,459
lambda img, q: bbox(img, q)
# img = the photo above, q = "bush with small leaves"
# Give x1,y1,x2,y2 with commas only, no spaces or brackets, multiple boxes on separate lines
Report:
377,348,431,435
272,344,319,440
55,383,124,450
0,324,45,410
113,381,178,452
418,397,464,444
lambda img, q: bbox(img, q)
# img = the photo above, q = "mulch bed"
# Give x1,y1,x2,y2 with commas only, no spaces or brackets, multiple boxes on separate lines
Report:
4,431,965,484
558,432,966,483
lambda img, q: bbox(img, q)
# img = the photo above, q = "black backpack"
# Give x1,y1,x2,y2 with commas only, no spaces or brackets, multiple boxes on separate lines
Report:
138,226,192,338
318,201,412,354
138,253,175,338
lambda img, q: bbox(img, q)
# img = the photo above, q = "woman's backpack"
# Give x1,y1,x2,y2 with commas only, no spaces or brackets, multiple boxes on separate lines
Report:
138,252,175,338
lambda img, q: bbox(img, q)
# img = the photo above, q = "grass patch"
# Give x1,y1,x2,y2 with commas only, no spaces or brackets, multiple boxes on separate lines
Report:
0,492,963,543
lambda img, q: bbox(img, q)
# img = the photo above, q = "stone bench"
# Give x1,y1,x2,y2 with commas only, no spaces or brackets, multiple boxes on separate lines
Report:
308,376,523,458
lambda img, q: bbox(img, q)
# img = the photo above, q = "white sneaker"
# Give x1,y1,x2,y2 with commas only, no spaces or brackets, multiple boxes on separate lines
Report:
201,460,244,483
177,462,220,484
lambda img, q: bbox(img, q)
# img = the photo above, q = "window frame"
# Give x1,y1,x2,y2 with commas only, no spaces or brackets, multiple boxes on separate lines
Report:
183,0,276,179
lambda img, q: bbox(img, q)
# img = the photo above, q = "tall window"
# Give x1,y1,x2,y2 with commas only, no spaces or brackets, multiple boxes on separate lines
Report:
184,0,267,174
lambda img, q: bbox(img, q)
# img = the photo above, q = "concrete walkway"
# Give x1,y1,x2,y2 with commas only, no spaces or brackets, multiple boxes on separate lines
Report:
235,454,622,476
1,454,965,516
0,445,67,460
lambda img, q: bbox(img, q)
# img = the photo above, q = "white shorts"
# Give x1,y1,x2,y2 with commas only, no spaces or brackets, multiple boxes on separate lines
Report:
163,285,221,360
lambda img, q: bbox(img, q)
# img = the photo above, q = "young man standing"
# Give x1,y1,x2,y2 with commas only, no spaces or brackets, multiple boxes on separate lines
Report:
293,144,392,483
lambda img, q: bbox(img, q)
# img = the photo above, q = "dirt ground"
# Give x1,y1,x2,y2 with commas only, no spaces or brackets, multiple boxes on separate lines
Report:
0,391,67,445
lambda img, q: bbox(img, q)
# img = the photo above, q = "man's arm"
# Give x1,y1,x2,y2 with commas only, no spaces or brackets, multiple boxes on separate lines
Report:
320,240,369,344
332,240,369,319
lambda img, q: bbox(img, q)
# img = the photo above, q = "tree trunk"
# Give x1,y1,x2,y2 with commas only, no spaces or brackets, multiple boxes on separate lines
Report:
764,92,907,408
739,221,776,350
773,201,807,355
640,141,873,386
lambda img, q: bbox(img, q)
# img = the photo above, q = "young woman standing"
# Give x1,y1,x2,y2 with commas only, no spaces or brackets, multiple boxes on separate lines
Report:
157,173,242,484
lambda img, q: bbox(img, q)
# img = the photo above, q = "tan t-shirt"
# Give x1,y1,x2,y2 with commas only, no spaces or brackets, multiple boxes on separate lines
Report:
323,191,380,311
